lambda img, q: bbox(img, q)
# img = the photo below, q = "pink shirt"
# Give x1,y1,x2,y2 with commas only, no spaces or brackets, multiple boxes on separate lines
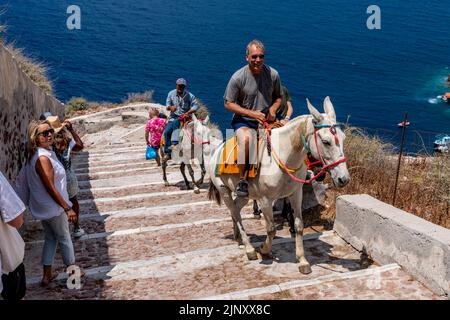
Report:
145,117,167,147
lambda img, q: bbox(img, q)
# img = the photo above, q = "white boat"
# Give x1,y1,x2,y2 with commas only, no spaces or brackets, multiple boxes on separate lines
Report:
434,134,450,153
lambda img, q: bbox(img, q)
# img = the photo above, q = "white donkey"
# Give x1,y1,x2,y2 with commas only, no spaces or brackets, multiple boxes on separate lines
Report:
162,114,214,193
208,97,350,274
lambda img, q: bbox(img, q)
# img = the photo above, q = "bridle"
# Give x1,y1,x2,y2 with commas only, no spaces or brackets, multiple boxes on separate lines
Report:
263,121,347,184
178,114,211,145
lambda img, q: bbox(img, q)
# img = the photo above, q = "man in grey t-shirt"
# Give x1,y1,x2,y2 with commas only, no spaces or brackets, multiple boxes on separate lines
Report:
223,39,282,196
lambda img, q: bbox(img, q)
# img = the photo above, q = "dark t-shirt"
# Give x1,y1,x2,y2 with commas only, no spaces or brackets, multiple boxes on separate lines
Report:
276,86,292,120
224,64,282,124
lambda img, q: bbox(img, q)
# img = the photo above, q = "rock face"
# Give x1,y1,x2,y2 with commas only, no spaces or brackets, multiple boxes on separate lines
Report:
0,44,65,180
69,103,166,137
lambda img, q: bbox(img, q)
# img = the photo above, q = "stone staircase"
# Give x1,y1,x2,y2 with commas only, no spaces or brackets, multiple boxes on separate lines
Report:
22,124,442,300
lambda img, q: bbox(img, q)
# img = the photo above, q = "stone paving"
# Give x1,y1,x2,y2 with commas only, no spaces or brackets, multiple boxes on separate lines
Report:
22,124,444,300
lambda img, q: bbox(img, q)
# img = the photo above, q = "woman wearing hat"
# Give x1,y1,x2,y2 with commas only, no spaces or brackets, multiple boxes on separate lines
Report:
25,120,78,286
47,116,85,238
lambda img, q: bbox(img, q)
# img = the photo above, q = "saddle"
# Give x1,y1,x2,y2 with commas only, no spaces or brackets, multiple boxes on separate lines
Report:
215,136,258,178
214,121,284,178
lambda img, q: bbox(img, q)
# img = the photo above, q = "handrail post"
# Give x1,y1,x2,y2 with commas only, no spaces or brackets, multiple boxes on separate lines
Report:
393,112,408,206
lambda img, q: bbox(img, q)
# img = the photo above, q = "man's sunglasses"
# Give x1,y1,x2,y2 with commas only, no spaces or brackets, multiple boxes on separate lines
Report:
251,54,265,60
38,128,55,137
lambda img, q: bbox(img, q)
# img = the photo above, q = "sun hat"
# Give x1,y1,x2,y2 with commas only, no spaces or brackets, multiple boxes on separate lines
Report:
176,78,187,86
46,116,65,134
39,112,53,121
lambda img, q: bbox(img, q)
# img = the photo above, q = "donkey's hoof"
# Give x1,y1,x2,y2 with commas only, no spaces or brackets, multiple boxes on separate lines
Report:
164,181,170,187
246,250,258,261
298,264,312,274
257,249,273,260
193,187,200,194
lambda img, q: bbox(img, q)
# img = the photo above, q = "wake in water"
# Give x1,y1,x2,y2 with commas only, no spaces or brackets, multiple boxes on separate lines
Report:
428,97,440,104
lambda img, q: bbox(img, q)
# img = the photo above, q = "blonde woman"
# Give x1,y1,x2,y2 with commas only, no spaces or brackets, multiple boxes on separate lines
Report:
48,116,85,238
25,120,78,286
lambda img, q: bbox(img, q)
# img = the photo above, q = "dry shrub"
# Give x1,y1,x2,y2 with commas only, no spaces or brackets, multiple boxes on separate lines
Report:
122,90,154,104
322,127,450,229
5,43,53,94
65,97,121,118
194,98,210,120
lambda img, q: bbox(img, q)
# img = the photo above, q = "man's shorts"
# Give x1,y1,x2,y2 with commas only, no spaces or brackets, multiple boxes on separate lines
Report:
231,118,258,131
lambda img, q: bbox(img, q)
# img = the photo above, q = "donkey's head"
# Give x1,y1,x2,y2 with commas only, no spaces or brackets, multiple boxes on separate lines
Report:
306,97,350,187
191,114,212,157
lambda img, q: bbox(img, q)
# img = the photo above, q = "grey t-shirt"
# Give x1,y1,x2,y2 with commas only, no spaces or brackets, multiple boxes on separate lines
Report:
224,64,282,123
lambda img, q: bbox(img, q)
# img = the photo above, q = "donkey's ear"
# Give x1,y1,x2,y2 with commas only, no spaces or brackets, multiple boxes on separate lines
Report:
323,96,336,122
202,115,210,126
306,98,324,123
191,113,198,122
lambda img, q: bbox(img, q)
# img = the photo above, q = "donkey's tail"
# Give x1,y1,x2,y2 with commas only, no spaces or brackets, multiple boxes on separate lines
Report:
208,182,222,206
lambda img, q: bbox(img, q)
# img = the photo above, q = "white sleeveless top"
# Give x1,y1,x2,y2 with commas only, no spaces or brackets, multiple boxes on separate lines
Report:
26,147,72,221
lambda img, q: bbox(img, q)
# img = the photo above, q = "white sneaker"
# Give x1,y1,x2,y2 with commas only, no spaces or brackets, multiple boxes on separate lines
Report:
73,228,86,238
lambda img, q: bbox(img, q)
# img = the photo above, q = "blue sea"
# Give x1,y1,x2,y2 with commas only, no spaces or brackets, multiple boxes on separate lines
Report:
2,0,449,152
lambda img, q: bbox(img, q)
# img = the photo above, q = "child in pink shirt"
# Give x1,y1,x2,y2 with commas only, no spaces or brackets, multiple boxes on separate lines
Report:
145,108,167,166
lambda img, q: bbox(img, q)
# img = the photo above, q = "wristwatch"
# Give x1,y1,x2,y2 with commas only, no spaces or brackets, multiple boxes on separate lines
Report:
64,207,72,213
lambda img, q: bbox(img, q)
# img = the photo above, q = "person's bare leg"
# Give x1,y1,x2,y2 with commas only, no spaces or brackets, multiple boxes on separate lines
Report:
156,148,161,166
236,127,252,196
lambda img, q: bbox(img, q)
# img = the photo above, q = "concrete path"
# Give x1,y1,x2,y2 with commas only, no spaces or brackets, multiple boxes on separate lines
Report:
23,124,442,300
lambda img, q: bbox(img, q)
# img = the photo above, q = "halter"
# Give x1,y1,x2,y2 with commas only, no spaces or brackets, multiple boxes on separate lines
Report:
264,121,347,184
178,114,211,145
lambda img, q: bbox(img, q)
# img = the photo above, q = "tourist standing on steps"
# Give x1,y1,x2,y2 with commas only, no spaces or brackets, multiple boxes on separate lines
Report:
48,116,85,239
145,107,167,166
0,171,26,300
162,78,199,161
25,120,79,287
224,39,282,197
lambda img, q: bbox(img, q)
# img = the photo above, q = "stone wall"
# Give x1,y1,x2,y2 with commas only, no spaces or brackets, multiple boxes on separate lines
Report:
0,44,65,180
335,194,450,297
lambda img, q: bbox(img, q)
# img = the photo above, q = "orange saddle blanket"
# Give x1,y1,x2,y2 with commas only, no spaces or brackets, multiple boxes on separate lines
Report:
214,136,258,178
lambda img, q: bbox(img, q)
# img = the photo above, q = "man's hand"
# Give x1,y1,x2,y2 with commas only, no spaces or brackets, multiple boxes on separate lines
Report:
170,106,177,112
266,106,277,122
249,110,266,124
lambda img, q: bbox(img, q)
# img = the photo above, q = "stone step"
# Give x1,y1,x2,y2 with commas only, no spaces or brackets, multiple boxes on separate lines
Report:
87,142,143,152
72,153,147,166
24,232,378,299
75,146,145,157
75,165,179,181
78,189,208,214
23,211,306,276
78,203,256,234
74,160,158,174
240,264,441,300
77,170,206,189
77,181,204,200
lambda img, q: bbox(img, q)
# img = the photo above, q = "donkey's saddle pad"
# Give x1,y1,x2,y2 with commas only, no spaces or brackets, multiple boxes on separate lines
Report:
215,136,258,178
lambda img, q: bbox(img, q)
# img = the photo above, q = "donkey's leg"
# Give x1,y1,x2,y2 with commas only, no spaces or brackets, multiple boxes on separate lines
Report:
288,189,312,274
187,163,200,194
180,162,191,189
222,188,256,260
258,198,276,257
196,162,206,186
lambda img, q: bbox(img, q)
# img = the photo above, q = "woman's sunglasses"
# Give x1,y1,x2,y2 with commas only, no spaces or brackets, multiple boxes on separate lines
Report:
38,128,55,138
